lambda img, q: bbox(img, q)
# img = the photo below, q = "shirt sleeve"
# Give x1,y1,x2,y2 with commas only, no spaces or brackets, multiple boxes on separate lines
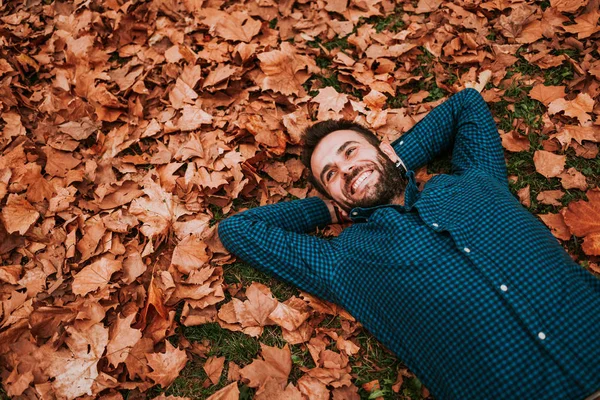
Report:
217,197,338,303
392,88,508,186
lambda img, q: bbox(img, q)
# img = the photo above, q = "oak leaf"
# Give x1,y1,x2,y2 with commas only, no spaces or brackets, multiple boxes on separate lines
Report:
146,341,188,388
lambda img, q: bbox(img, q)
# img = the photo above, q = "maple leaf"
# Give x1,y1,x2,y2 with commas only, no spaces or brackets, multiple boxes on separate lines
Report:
206,382,240,400
106,313,142,368
203,356,225,385
533,150,566,178
257,42,316,96
171,234,210,274
528,84,566,106
200,9,262,42
72,257,122,296
562,189,600,237
129,181,192,243
547,93,594,125
146,341,188,388
562,9,600,39
47,324,109,399
538,213,571,241
549,0,589,13
1,194,39,235
500,130,530,152
298,375,330,400
312,87,349,121
240,343,292,389
558,167,587,190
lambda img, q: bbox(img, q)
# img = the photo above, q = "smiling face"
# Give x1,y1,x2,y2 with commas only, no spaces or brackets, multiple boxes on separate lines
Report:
310,129,405,211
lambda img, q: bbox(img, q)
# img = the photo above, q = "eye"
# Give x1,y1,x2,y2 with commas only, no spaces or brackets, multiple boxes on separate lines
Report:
346,147,355,157
326,170,335,182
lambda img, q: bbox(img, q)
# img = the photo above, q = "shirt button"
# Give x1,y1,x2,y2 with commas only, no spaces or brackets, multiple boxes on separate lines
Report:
432,223,439,228
399,140,404,145
538,332,546,340
463,247,471,253
500,285,508,292
351,211,358,216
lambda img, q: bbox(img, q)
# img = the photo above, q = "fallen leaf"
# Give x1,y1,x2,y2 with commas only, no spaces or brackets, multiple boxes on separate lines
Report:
72,257,122,296
239,343,292,389
548,93,594,126
537,190,564,206
1,194,39,235
528,84,565,106
533,150,566,178
558,167,587,190
206,382,240,400
146,341,188,388
539,213,571,241
203,356,225,386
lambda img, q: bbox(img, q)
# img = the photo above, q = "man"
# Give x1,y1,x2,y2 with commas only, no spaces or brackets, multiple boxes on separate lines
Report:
218,89,600,399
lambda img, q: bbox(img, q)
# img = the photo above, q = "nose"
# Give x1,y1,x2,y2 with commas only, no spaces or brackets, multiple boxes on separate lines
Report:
340,161,353,176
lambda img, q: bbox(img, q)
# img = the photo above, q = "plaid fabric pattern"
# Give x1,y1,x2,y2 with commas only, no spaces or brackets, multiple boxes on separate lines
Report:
218,89,600,399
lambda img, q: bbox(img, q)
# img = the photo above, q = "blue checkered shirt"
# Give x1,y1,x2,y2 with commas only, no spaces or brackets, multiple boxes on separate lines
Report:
218,89,600,399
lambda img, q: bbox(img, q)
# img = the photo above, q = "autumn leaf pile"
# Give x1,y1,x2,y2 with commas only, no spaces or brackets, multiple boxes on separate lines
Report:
0,0,599,398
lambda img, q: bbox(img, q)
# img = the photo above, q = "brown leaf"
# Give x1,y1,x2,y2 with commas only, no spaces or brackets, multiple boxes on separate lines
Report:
298,375,330,400
48,324,109,399
1,194,39,235
500,130,530,152
533,150,566,178
528,84,565,106
72,257,122,296
204,356,226,386
239,343,292,389
200,10,262,42
562,189,600,237
537,190,564,206
106,313,142,368
172,234,210,274
206,382,240,400
563,9,600,39
146,341,188,388
517,185,531,208
558,167,587,190
549,0,589,13
547,93,594,126
257,42,315,96
539,213,571,241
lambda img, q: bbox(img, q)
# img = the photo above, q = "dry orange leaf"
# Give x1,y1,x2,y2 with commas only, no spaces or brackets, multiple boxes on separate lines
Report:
72,257,122,296
206,382,240,400
204,356,226,386
558,167,587,190
563,9,600,39
239,343,292,389
1,194,39,235
533,150,566,178
313,87,349,121
537,190,564,206
538,213,571,241
146,341,188,388
528,84,566,106
501,130,530,152
106,313,142,368
547,93,594,125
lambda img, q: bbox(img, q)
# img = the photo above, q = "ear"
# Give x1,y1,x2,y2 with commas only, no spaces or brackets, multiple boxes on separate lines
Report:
378,141,399,163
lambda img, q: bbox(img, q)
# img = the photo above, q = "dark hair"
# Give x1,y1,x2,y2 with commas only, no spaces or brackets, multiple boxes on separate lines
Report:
301,120,381,196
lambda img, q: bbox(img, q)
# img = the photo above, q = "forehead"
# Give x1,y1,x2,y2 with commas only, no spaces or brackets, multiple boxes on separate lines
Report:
310,129,374,173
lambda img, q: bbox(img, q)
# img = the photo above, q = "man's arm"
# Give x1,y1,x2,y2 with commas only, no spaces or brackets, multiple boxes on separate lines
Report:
218,197,339,303
392,88,508,186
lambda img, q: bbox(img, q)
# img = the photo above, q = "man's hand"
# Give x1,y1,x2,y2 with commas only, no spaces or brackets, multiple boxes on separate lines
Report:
324,199,350,224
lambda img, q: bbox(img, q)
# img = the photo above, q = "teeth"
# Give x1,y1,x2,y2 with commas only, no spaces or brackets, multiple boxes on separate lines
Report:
352,171,371,193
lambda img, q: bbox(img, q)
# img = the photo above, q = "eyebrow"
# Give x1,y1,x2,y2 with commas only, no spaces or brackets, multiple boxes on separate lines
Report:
319,140,360,184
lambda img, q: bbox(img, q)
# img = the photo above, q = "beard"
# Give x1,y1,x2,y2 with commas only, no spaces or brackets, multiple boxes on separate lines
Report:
341,150,406,211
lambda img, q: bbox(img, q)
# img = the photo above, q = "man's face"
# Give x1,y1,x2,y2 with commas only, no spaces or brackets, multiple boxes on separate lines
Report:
310,129,405,211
